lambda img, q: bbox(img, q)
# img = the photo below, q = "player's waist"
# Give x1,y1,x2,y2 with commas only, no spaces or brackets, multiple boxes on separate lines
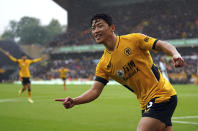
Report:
19,73,31,77
138,82,176,109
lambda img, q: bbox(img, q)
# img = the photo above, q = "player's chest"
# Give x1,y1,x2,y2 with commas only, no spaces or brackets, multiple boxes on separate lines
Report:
105,48,140,80
19,61,29,68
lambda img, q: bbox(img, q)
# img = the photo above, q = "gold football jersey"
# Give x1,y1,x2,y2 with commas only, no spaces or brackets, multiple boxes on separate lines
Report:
58,68,69,78
8,55,43,78
95,33,176,109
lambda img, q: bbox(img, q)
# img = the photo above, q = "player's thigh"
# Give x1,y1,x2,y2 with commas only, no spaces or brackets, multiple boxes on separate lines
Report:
22,78,31,86
137,117,166,131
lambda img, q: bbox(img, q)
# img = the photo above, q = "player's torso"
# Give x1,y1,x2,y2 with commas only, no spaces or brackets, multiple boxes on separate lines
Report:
101,35,176,109
104,36,154,90
18,59,31,77
59,69,67,78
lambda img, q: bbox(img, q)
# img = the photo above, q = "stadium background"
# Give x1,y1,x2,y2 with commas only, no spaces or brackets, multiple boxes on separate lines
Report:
0,0,198,84
0,0,198,131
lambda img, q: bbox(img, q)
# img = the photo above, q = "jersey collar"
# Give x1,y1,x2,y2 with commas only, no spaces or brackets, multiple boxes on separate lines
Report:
105,36,120,54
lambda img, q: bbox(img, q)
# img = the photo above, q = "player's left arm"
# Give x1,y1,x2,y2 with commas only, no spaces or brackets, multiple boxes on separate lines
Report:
31,57,43,63
31,54,48,63
155,40,184,67
55,81,105,109
135,33,184,68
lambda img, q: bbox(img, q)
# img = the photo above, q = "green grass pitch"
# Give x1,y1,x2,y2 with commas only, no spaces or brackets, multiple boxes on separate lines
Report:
0,83,198,131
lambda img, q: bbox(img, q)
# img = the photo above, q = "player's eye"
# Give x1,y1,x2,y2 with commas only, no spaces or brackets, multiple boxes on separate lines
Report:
91,27,95,31
98,24,103,28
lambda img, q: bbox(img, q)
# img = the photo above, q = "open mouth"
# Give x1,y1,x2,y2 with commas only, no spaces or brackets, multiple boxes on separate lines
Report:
95,34,102,40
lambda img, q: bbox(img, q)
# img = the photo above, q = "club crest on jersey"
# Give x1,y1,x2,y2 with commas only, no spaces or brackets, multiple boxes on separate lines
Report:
124,48,131,56
116,70,124,78
144,37,150,42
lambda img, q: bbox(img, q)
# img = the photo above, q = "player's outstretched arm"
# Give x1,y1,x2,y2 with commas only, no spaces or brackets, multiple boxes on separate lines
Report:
55,81,105,109
0,48,7,54
2,50,18,62
155,40,184,68
31,54,49,63
41,54,49,60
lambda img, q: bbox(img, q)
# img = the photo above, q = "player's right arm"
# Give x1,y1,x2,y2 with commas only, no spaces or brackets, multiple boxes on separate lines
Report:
55,81,105,109
5,51,18,62
55,55,109,109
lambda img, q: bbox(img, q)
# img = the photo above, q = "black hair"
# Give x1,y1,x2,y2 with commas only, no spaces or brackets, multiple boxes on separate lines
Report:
21,54,26,57
91,13,113,26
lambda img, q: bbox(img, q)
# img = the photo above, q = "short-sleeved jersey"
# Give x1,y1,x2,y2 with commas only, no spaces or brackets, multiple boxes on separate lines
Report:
8,55,43,78
58,68,69,79
95,33,176,110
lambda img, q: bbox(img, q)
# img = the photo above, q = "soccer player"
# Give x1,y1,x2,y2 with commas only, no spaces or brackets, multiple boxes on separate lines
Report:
58,67,69,91
159,57,170,81
55,14,184,131
4,51,48,103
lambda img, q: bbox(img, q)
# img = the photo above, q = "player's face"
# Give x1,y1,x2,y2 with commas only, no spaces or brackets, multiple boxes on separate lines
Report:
91,19,113,44
21,56,27,60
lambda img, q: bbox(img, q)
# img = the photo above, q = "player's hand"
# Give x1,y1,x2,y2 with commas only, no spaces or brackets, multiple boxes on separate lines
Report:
42,54,49,60
55,97,75,109
5,51,10,56
172,54,184,68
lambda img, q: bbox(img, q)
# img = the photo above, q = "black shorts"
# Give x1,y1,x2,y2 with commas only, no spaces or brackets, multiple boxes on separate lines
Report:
21,77,31,85
62,78,66,81
142,95,177,126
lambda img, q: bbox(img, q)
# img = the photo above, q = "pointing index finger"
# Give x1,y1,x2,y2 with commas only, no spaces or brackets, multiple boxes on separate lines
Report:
55,99,65,102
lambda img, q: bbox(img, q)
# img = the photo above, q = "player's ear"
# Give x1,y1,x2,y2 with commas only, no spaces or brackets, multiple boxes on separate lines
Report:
110,24,115,32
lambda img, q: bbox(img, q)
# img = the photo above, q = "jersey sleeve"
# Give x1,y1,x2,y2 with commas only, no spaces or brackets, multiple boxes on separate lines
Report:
95,58,109,85
8,55,18,63
135,33,158,51
30,57,43,64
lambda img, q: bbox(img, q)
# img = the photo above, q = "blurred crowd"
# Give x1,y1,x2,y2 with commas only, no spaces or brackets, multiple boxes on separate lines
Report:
1,0,198,84
153,53,198,84
46,0,198,47
31,52,102,80
28,51,198,84
32,0,198,84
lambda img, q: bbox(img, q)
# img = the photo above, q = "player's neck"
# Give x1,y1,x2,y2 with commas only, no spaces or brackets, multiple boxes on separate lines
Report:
103,33,117,51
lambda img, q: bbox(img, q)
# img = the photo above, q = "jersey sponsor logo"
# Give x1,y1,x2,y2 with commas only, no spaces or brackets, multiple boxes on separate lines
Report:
124,48,131,56
116,70,124,78
122,60,140,81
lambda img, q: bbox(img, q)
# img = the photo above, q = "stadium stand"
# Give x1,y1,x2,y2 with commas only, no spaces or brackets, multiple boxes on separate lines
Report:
29,0,197,84
35,0,197,84
1,0,198,84
49,0,198,47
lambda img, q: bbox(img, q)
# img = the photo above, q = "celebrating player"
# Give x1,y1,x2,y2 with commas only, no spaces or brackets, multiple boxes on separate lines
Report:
58,67,69,91
3,50,48,103
55,14,184,131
